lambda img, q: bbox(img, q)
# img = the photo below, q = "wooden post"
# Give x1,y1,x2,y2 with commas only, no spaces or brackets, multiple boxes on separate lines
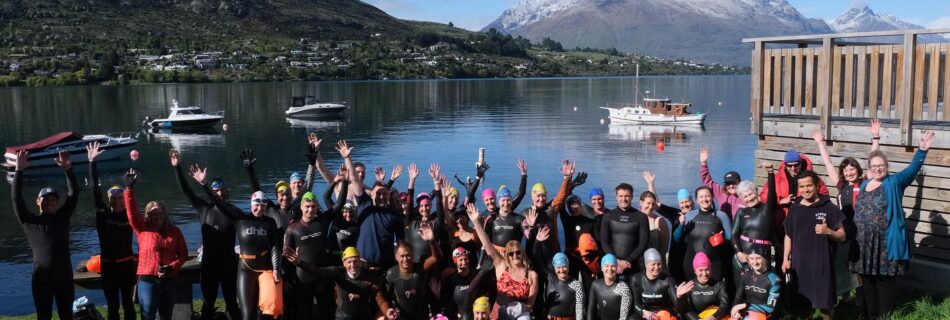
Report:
899,32,917,146
751,41,764,135
819,37,835,139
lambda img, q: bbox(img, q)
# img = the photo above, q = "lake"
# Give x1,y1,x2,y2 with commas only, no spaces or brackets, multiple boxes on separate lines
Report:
0,75,754,315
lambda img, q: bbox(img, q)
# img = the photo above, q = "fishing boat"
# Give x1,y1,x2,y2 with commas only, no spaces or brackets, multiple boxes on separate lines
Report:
601,64,706,125
4,131,137,167
143,100,225,129
284,96,347,118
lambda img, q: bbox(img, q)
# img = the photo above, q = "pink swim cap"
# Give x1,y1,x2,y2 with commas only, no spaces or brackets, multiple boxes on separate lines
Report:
482,188,495,200
693,252,711,270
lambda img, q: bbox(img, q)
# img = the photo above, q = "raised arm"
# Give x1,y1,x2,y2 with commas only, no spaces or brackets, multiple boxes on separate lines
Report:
467,203,502,262
811,129,840,187
52,150,78,218
123,170,145,233
240,148,262,192
549,160,575,218
893,131,934,189
419,223,442,271
170,150,209,208
11,151,34,224
191,164,242,220
87,143,108,211
336,141,363,197
643,171,658,206
306,133,334,185
512,159,528,209
699,146,727,202
870,118,881,152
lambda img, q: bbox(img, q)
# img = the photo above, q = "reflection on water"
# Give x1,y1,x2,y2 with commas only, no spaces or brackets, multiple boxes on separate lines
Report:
606,124,704,143
0,76,753,315
143,128,227,153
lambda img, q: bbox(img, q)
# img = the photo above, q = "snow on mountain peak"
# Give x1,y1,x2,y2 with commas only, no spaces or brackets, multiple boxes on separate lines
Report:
830,5,925,32
486,0,581,32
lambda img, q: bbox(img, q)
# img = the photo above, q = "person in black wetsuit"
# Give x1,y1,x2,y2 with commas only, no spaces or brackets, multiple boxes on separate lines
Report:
587,254,631,320
284,172,348,319
10,150,76,320
655,188,693,283
673,186,733,283
284,246,397,320
629,249,677,320
600,183,649,277
532,226,585,319
169,150,240,320
402,163,445,263
87,143,136,320
484,185,525,254
675,252,730,320
329,200,360,263
385,225,441,319
241,148,303,234
478,159,527,216
732,162,777,282
440,247,479,320
192,165,282,320
730,247,781,320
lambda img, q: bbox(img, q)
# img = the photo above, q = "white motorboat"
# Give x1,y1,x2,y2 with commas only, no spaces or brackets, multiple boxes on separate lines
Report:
284,96,347,118
601,99,706,125
5,131,137,167
144,100,225,129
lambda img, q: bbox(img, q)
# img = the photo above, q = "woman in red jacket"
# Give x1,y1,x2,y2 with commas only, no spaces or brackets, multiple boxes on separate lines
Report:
123,169,189,320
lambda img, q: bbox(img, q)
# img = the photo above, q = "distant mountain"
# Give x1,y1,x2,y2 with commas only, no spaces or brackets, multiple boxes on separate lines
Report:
484,0,832,66
828,6,945,41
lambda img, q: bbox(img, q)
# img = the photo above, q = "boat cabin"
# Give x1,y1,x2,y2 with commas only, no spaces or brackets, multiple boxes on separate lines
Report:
643,98,691,116
291,96,322,107
170,107,207,116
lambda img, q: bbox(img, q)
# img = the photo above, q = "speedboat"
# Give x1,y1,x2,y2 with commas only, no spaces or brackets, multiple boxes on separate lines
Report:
4,131,137,167
284,96,347,118
601,98,706,125
144,100,225,129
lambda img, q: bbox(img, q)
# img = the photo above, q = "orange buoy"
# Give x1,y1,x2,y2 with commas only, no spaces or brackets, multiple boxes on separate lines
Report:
86,255,102,273
656,141,665,152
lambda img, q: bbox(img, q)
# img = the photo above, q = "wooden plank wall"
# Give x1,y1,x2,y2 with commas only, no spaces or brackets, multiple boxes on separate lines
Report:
760,44,949,120
754,131,950,263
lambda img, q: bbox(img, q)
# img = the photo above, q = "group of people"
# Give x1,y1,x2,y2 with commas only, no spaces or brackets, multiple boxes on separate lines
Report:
9,122,936,320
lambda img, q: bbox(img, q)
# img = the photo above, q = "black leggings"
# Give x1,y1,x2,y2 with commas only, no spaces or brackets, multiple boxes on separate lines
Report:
237,267,265,320
101,260,137,320
32,267,75,320
861,274,897,319
200,256,240,320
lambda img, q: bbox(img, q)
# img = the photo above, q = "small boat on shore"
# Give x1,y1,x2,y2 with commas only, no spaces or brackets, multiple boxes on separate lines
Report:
144,100,225,129
4,131,137,168
284,96,347,118
601,99,706,125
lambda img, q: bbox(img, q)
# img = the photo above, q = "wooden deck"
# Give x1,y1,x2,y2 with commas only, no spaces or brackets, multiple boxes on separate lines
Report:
744,29,950,293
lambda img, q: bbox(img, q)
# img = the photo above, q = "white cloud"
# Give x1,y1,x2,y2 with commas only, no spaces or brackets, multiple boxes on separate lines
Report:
927,16,950,39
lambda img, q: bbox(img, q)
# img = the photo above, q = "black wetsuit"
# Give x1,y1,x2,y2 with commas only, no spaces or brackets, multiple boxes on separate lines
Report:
732,172,777,266
587,278,632,320
440,268,477,319
734,271,782,317
600,206,649,276
384,248,439,320
486,213,525,247
90,162,136,320
245,164,301,232
560,199,599,251
675,280,730,320
294,263,390,320
12,170,77,320
674,208,733,282
657,204,687,283
404,189,444,263
836,179,861,263
174,165,239,320
629,272,677,319
532,237,585,318
284,180,347,319
203,185,281,320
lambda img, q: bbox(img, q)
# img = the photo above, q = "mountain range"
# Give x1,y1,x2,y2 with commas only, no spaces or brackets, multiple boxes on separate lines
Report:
485,1,939,66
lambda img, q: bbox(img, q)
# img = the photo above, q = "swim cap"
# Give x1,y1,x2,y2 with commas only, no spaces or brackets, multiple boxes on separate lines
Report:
481,188,495,200
210,178,226,190
343,201,356,210
553,253,569,268
644,248,662,263
448,187,459,198
274,180,290,193
601,254,618,268
677,188,692,201
473,297,491,313
341,247,360,262
589,187,604,200
416,192,431,206
251,191,267,206
693,252,711,270
289,171,304,182
301,191,316,201
38,187,58,198
532,183,547,194
452,247,469,261
497,185,512,199
108,185,124,195
784,149,802,164
577,233,598,253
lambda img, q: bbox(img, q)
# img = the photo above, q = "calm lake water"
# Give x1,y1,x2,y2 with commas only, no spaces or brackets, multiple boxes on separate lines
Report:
0,76,753,315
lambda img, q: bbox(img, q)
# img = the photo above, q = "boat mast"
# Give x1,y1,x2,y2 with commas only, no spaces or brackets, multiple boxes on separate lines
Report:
635,64,639,107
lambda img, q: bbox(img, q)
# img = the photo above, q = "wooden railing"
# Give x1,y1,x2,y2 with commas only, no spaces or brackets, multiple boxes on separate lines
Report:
744,29,950,146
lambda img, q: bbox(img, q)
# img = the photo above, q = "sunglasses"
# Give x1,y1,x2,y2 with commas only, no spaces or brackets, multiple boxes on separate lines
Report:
507,251,521,257
786,162,801,168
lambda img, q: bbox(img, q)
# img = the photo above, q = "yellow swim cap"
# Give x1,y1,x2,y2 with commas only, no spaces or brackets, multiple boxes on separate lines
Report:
448,187,459,198
473,296,490,312
274,180,290,193
341,247,360,262
531,182,547,194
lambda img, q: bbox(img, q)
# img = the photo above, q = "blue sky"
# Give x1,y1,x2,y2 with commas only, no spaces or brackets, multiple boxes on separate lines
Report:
363,0,950,32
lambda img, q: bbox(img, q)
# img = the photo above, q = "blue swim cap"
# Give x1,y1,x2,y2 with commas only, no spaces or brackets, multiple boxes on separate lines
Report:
289,171,304,182
601,254,618,268
589,187,604,200
553,253,569,268
497,185,512,199
210,179,226,190
677,188,691,201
